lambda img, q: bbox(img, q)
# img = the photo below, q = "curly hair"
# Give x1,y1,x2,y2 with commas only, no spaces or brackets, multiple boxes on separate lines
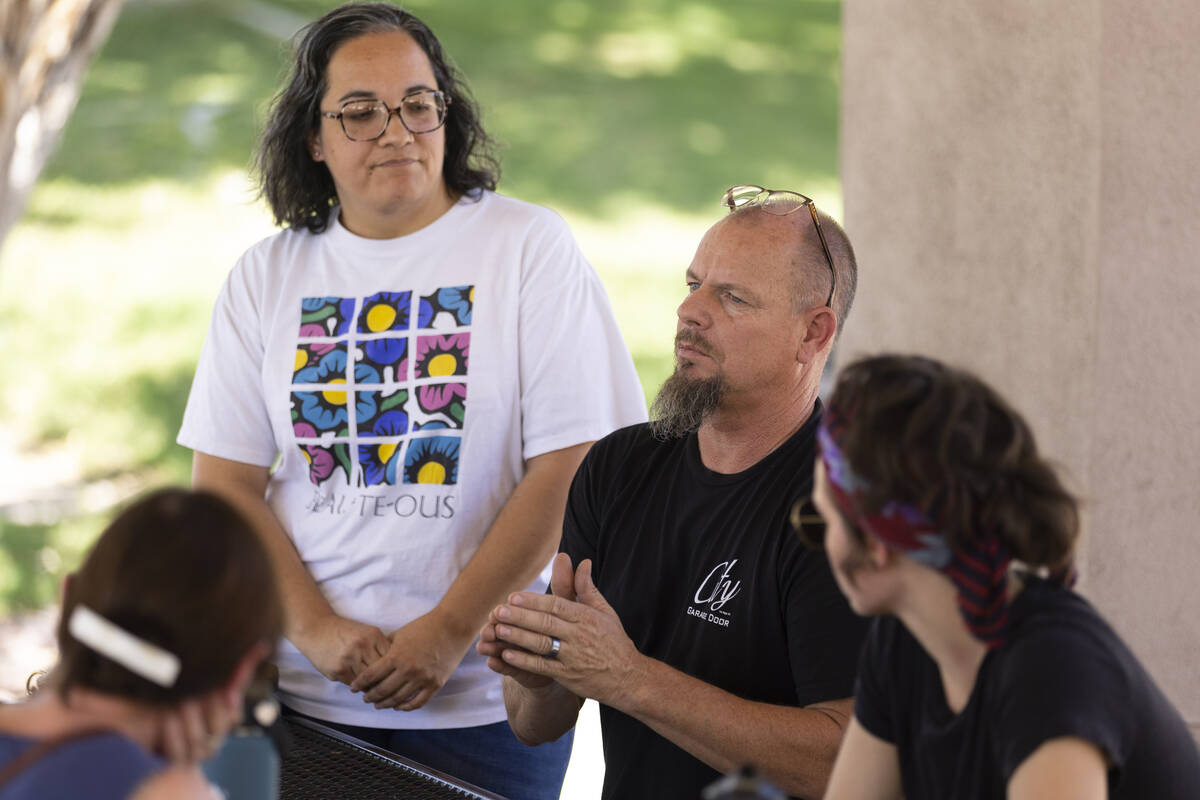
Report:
826,354,1078,571
256,2,500,233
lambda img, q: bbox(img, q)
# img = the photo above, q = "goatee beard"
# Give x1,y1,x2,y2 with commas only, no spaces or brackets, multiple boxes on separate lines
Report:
648,368,726,440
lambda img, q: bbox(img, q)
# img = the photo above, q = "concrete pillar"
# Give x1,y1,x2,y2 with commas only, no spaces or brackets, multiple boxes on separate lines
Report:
841,0,1200,735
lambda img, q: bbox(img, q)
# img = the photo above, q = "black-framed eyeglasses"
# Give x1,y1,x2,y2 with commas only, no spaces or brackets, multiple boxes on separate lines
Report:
721,184,836,309
320,90,450,141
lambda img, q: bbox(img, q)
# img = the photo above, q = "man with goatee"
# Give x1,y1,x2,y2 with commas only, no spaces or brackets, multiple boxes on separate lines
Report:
479,186,868,800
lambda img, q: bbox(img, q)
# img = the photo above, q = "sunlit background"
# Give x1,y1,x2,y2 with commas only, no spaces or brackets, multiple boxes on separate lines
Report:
0,0,842,789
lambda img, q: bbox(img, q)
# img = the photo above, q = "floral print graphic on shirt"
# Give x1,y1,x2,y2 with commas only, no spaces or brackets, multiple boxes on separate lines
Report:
418,285,474,329
293,342,347,383
300,441,352,485
403,436,460,485
356,387,409,437
414,333,470,378
355,337,408,383
291,390,349,435
299,296,356,337
358,292,412,334
413,382,466,430
358,440,403,487
292,287,473,487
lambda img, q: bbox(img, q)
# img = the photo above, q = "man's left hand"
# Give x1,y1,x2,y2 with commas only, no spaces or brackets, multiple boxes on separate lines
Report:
493,558,643,706
350,610,476,711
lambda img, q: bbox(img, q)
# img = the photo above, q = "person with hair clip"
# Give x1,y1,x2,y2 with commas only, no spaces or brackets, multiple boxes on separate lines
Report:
177,3,644,797
0,488,284,799
806,354,1200,800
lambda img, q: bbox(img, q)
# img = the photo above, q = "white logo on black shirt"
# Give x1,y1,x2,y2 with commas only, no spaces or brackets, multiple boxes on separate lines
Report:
686,559,742,627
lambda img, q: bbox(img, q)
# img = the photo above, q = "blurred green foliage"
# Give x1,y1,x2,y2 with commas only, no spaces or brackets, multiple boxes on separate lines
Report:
41,0,841,210
0,0,841,613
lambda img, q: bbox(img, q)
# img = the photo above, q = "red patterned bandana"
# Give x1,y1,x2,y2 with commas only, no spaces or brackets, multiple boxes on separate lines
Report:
818,417,1013,649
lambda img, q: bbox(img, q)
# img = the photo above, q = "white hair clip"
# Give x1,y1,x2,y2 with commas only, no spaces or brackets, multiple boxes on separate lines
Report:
67,605,181,689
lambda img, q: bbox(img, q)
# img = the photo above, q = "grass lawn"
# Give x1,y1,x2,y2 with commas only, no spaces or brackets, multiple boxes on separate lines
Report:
0,0,842,613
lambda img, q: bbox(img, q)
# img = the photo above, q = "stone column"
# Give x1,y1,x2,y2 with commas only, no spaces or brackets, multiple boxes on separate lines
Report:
841,0,1200,736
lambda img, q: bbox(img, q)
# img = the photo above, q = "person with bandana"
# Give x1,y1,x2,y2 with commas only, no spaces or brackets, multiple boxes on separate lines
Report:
812,354,1200,800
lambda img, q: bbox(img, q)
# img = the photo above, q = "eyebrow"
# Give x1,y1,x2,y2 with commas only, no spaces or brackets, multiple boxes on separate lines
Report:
336,84,438,103
685,268,760,305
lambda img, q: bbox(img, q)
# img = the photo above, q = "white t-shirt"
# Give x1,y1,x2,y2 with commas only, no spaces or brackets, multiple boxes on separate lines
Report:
178,191,647,728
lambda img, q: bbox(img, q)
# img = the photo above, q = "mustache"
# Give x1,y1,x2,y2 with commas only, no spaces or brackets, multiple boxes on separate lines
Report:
674,329,712,357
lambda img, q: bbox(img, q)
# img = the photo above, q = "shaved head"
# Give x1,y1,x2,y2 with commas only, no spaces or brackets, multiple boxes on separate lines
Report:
724,205,857,327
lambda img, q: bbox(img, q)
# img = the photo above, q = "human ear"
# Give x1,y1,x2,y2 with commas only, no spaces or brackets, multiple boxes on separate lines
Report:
866,536,893,570
224,641,271,698
307,131,325,162
797,306,837,362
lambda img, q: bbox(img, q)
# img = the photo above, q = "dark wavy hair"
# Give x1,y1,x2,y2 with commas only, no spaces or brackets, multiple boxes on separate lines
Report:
56,489,283,705
826,354,1079,571
256,2,500,233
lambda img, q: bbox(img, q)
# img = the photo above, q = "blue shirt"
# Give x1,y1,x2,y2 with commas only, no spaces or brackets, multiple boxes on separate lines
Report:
0,730,164,799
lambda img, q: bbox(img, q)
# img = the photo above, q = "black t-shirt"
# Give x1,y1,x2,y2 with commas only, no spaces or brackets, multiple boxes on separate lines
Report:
855,575,1200,799
561,408,868,800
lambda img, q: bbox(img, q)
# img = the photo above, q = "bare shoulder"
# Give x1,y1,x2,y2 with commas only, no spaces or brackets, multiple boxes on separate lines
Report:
1008,736,1107,800
129,764,222,800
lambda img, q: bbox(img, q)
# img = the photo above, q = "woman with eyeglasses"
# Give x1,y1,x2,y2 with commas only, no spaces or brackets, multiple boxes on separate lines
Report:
808,355,1200,799
0,489,282,799
177,3,644,797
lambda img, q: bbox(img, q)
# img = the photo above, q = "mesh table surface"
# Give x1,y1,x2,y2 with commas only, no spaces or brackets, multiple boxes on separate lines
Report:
280,716,507,800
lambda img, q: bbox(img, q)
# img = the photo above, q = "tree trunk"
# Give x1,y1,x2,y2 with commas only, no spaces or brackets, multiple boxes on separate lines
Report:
0,0,124,256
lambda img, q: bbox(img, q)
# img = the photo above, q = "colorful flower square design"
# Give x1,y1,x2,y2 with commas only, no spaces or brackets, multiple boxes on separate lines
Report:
358,292,412,334
417,285,474,330
413,382,466,430
358,440,403,487
299,442,352,486
291,285,475,489
355,337,408,384
293,342,347,384
403,435,460,485
300,297,356,337
414,333,469,378
291,390,349,436
355,387,409,437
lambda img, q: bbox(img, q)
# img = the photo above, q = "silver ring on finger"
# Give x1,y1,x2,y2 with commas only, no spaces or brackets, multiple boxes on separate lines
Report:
546,636,562,660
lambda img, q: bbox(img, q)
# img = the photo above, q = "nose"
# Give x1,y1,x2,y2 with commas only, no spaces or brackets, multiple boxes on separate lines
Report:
676,286,711,330
377,109,415,145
